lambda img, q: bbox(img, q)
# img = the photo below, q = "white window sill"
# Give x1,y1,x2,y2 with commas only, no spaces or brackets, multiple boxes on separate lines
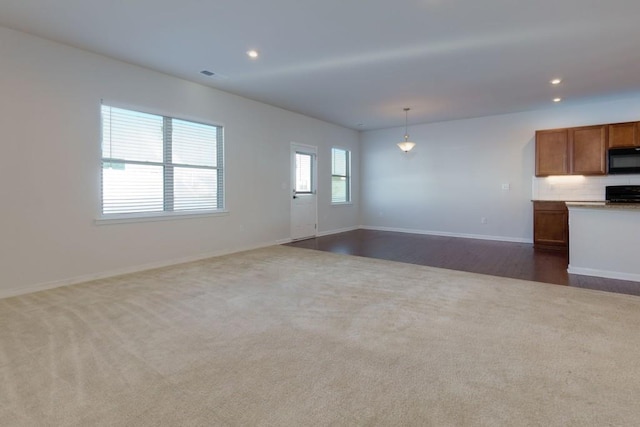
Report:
331,202,353,207
95,210,229,225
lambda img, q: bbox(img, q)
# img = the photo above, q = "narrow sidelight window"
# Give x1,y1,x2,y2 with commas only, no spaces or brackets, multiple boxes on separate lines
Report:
331,148,350,203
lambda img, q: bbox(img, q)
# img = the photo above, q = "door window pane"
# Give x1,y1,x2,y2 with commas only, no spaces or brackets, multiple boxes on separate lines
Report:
295,152,313,193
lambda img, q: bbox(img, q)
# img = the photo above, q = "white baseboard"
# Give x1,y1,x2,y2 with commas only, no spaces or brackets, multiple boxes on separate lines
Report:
359,225,533,244
316,226,359,237
0,241,280,300
277,226,360,244
567,265,640,283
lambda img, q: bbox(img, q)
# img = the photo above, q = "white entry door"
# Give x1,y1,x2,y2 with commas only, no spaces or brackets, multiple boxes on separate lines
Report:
291,143,317,240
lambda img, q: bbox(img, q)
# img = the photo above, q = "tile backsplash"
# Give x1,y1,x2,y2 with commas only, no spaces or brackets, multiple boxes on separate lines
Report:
532,175,640,201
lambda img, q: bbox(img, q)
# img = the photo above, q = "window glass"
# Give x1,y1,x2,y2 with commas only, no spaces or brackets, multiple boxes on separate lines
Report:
101,104,224,216
173,167,218,211
172,118,218,167
101,107,163,163
102,163,163,214
331,148,350,203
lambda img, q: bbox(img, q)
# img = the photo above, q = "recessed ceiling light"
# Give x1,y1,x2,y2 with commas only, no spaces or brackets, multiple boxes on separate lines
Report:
550,78,562,85
246,49,259,59
553,97,562,103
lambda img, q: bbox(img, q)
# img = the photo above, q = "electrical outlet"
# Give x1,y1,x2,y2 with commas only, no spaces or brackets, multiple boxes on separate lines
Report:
481,217,488,224
501,183,510,190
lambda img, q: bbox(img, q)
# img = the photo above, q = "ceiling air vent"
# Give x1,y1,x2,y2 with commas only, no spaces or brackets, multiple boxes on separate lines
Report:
200,70,215,76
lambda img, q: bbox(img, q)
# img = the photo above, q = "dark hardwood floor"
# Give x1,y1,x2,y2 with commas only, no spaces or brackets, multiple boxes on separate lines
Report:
285,229,640,297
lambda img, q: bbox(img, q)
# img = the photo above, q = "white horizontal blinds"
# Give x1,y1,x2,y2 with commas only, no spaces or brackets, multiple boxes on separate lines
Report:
102,106,164,213
332,148,347,176
331,148,350,203
171,118,222,211
172,119,218,167
101,104,223,215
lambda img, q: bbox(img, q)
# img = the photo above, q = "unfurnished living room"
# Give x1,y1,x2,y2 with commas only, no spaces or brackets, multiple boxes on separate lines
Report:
2,1,640,426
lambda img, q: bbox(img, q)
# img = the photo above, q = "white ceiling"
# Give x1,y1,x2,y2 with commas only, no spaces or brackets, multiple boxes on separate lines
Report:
2,0,640,130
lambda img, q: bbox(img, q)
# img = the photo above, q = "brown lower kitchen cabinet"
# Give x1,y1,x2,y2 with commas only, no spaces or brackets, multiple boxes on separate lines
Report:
533,201,568,251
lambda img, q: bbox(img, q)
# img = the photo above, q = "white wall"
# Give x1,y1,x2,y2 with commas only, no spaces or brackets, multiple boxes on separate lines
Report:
360,95,640,242
0,27,359,296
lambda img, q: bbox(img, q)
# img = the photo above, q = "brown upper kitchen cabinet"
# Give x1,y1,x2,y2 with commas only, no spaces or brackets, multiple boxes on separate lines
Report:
569,125,607,175
608,122,640,148
535,125,607,176
535,129,569,176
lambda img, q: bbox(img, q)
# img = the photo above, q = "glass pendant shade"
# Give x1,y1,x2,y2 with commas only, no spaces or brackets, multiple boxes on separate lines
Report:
397,136,416,153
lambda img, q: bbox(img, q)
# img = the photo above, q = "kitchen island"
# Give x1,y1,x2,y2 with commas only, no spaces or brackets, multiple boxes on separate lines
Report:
566,202,640,282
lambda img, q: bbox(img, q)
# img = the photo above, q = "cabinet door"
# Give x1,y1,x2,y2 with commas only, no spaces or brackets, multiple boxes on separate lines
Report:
608,122,639,148
570,125,606,175
535,129,568,176
533,202,568,250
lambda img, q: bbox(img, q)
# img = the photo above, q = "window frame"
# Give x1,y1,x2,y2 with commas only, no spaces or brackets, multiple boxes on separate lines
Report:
331,147,351,205
97,103,226,224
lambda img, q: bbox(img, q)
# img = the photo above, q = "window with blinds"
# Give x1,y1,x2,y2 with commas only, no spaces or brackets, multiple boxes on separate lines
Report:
101,105,224,216
331,147,350,203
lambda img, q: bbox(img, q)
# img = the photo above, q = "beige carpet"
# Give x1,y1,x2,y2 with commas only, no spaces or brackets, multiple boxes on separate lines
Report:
1,246,640,426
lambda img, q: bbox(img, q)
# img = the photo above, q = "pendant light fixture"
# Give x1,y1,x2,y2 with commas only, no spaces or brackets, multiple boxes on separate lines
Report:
397,107,416,152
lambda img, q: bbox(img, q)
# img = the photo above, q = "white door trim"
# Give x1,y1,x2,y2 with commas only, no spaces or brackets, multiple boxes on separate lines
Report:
290,142,318,240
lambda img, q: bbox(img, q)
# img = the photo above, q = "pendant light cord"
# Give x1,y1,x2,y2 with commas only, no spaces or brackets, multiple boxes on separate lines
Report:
404,107,410,141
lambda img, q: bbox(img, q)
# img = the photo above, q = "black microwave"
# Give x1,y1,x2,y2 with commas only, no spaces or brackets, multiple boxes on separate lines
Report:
608,147,640,174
